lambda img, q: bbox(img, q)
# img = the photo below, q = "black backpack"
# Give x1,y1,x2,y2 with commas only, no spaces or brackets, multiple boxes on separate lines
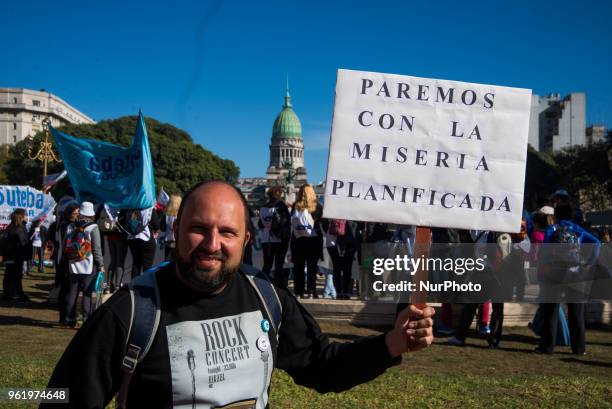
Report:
270,203,290,241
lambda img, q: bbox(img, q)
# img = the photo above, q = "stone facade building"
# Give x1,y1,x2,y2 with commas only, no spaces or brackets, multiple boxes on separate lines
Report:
0,88,95,146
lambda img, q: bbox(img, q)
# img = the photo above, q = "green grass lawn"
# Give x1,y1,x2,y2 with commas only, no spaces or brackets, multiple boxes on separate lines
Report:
1,268,611,408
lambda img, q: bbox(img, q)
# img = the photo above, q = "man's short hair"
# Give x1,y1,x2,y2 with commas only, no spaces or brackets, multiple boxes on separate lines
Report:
176,181,251,233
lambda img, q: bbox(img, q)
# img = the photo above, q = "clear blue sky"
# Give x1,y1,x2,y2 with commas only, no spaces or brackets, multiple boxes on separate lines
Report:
2,0,611,182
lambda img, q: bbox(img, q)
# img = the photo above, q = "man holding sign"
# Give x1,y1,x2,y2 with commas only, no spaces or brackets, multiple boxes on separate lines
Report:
46,181,433,408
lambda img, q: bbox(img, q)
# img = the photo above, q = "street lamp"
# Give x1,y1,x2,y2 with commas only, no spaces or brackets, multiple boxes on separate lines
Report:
24,117,62,188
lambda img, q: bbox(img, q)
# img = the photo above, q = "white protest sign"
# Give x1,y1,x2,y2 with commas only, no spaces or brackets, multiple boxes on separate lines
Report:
323,69,531,233
0,185,57,229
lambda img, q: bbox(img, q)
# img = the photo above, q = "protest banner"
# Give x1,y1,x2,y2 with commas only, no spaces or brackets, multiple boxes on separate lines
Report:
323,69,532,233
50,111,156,209
0,185,56,229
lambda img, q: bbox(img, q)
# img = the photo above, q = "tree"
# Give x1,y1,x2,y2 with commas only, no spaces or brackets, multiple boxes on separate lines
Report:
0,115,240,199
524,141,612,213
553,141,612,212
524,145,559,210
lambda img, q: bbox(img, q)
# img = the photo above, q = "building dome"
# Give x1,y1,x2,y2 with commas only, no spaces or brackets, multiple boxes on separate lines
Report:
272,88,302,140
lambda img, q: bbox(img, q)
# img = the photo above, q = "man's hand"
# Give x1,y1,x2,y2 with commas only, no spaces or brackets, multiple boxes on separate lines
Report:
385,304,435,358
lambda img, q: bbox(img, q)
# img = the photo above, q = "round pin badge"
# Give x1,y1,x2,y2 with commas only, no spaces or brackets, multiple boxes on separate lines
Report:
261,319,270,333
256,336,270,352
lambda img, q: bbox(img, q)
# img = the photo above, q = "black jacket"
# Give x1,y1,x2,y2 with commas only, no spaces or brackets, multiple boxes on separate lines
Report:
3,224,28,262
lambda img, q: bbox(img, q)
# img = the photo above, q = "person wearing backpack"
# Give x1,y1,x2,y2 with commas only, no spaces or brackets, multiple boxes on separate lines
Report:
258,186,291,287
99,204,129,293
52,203,80,323
63,202,106,328
536,203,601,355
44,181,434,409
120,207,160,280
290,184,323,299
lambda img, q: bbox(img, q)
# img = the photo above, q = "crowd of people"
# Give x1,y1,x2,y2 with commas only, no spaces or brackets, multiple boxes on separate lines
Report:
0,185,609,354
436,190,607,355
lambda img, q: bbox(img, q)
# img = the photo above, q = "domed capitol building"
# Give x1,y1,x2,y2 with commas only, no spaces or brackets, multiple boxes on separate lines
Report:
237,83,309,207
266,85,308,185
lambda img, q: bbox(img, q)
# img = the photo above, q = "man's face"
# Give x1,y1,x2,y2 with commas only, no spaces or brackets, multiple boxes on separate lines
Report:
174,183,250,293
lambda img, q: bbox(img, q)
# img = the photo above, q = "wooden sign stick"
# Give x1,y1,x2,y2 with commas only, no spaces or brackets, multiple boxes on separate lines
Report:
411,226,431,309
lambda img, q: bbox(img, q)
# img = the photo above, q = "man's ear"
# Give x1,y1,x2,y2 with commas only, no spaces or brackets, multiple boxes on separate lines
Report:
244,230,251,248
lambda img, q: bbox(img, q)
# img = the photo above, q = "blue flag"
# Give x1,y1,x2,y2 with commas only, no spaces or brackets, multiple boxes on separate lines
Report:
50,112,156,209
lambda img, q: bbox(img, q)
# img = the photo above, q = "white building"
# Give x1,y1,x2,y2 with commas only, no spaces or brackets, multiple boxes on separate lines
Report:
0,88,95,146
586,124,607,145
528,92,586,152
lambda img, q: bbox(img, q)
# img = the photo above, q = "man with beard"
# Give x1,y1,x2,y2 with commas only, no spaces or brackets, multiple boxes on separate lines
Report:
44,181,434,409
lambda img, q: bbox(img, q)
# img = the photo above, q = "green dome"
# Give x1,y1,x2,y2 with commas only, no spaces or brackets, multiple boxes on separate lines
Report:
272,88,302,140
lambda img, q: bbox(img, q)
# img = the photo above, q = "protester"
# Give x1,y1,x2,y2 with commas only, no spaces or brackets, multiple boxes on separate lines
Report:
120,207,159,279
259,186,291,286
323,219,362,300
1,210,30,301
290,184,323,298
488,226,531,348
28,218,47,274
448,230,495,347
522,207,567,343
53,203,80,323
551,189,584,226
509,219,530,301
44,181,434,408
99,205,129,292
536,203,601,355
161,194,181,261
62,202,105,328
322,220,339,299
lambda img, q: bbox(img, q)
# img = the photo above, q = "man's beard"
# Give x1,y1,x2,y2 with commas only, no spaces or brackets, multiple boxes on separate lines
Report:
175,249,240,293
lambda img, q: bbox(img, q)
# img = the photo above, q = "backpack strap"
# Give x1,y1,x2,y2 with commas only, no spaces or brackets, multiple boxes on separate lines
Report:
116,261,168,409
240,263,283,341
